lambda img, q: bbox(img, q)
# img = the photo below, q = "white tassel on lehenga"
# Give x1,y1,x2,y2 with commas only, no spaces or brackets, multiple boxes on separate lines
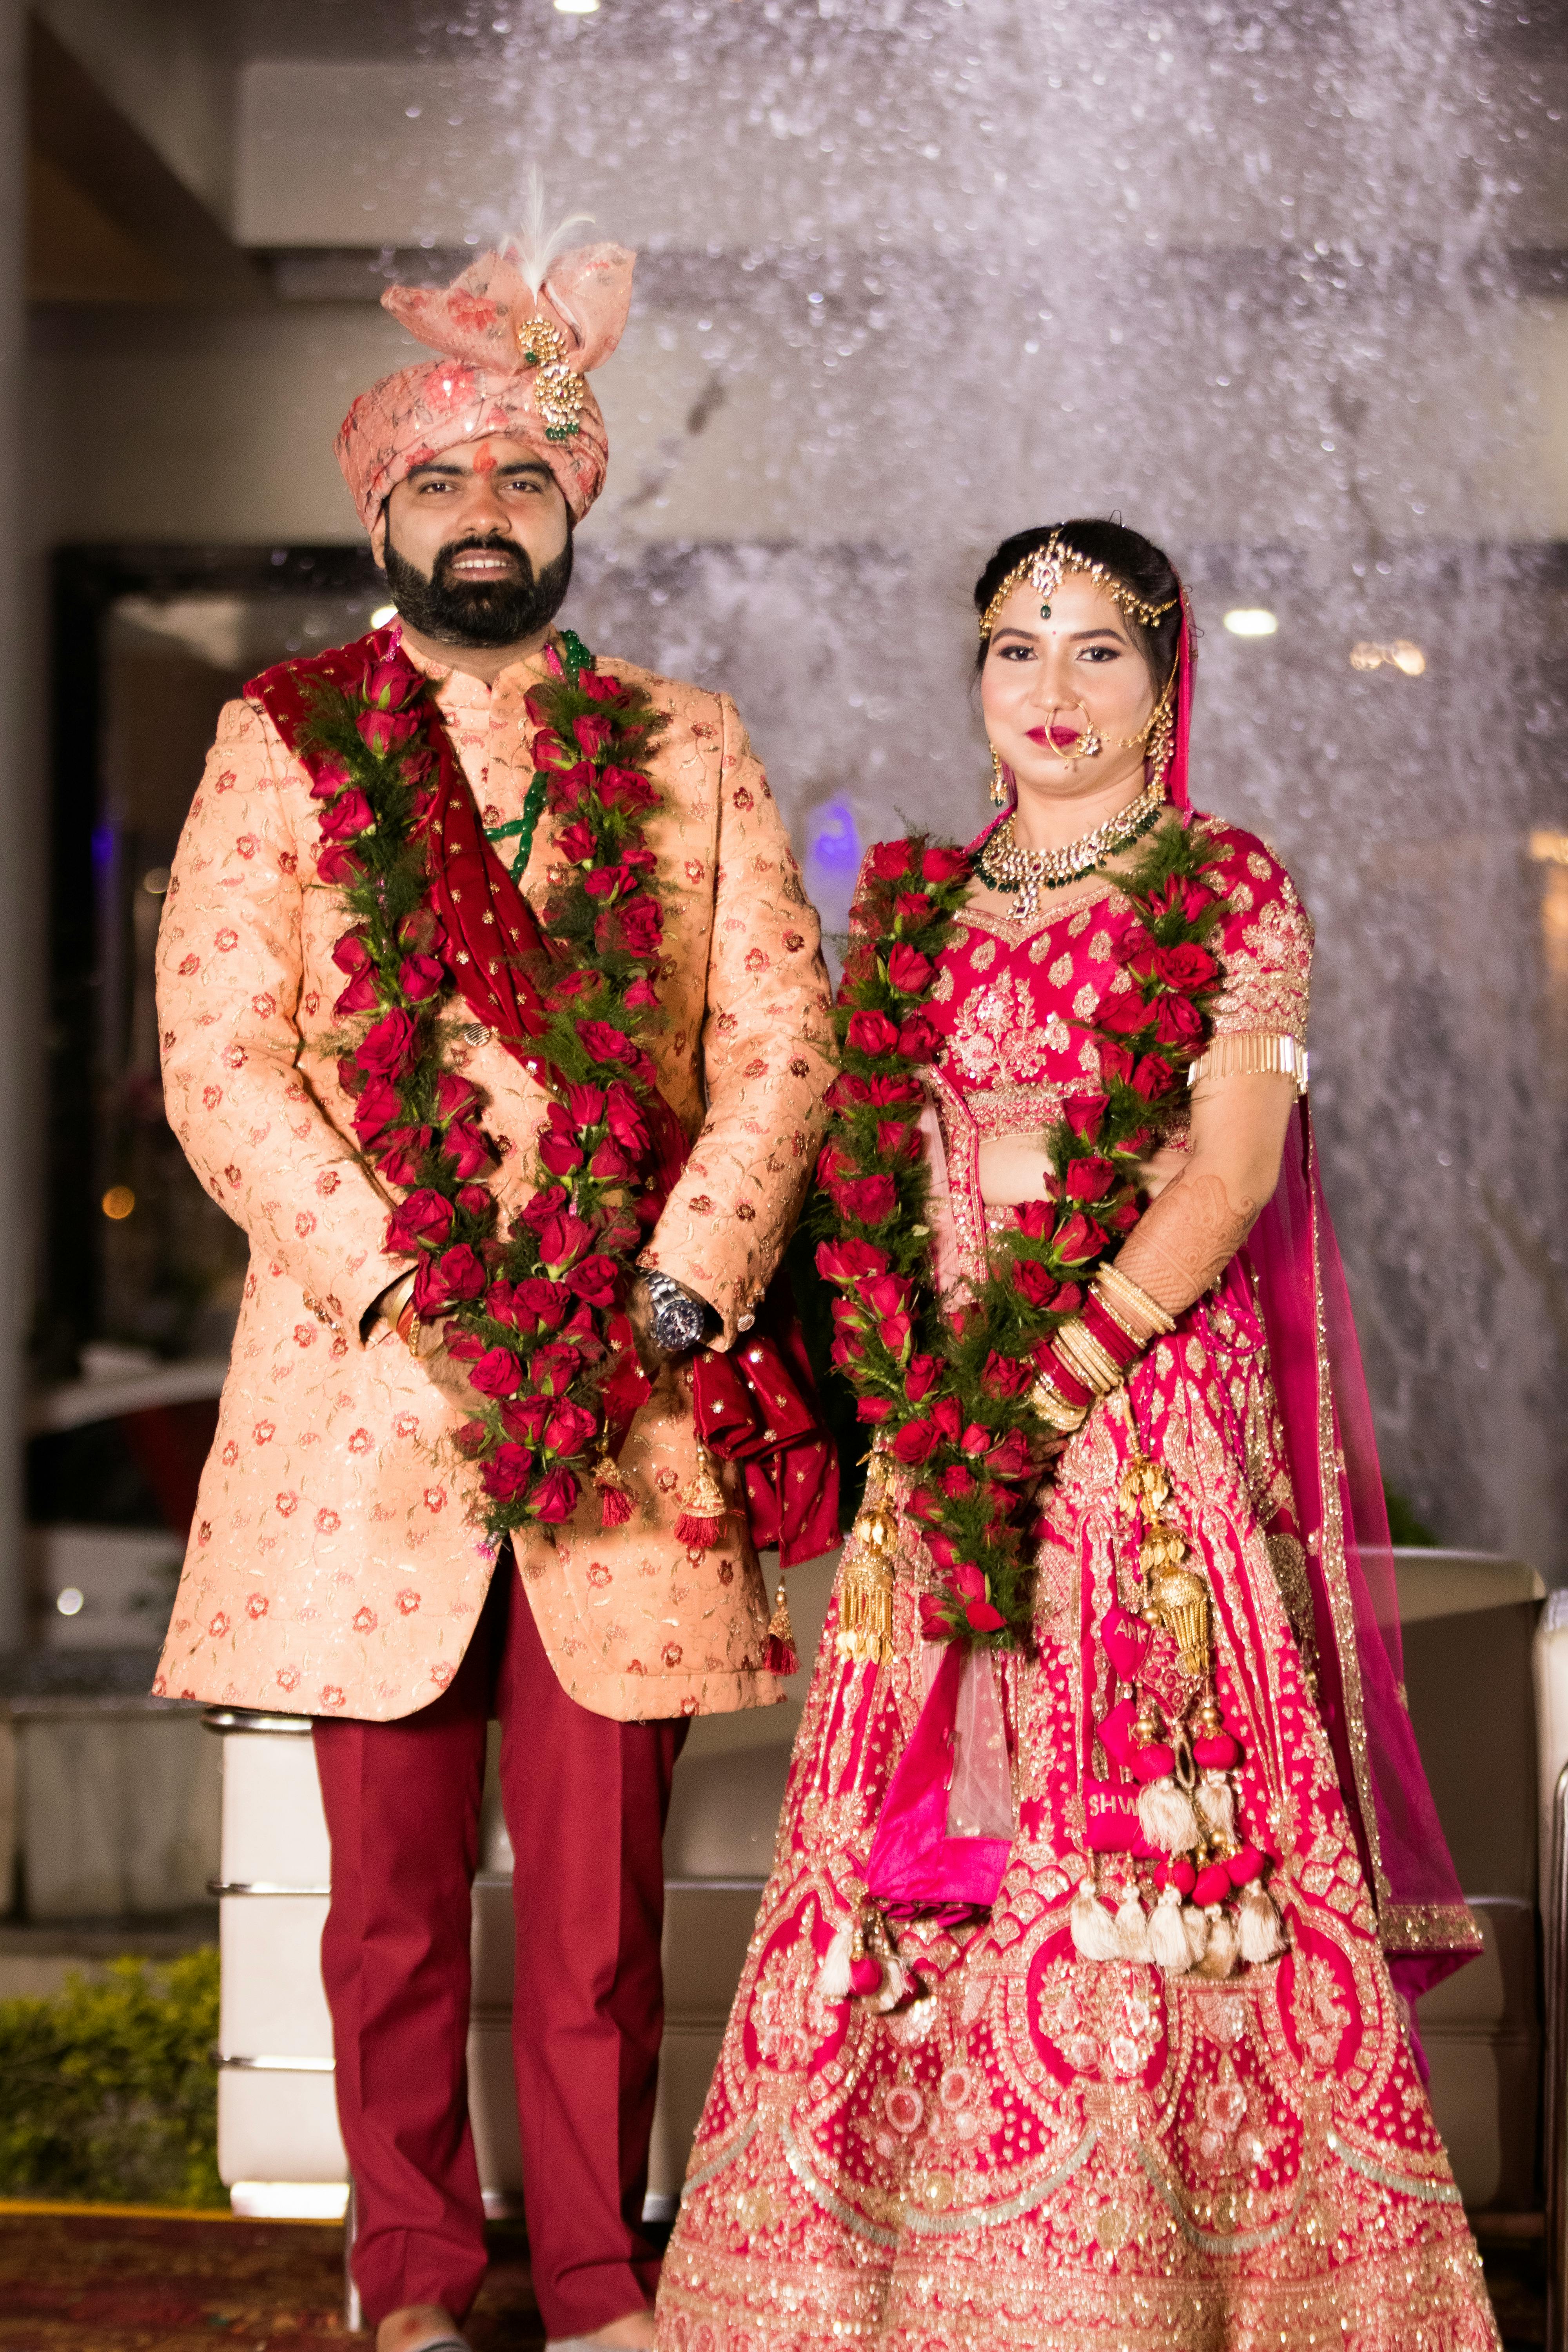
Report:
1114,1890,1152,1962
815,1921,855,2001
1148,1884,1195,1974
1238,1879,1285,1964
1070,1878,1124,1962
1136,1776,1201,1852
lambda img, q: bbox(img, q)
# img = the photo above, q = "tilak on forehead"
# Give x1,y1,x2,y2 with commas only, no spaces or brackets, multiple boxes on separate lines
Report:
334,230,636,531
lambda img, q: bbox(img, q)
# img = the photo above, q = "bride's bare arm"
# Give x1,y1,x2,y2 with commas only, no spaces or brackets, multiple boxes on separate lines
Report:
1111,1067,1296,1316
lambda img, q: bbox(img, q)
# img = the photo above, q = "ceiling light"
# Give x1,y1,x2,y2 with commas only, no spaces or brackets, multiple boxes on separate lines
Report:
1222,608,1278,637
1529,832,1568,867
102,1185,136,1221
555,0,600,12
56,1587,84,1617
370,603,398,628
1350,640,1426,676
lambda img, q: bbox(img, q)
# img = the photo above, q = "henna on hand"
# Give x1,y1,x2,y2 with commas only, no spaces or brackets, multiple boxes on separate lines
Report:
1112,1168,1259,1317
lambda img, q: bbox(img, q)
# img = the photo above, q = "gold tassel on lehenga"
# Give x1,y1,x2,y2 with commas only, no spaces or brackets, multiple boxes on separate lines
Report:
835,1468,898,1667
1107,1431,1286,1976
1121,1452,1214,1684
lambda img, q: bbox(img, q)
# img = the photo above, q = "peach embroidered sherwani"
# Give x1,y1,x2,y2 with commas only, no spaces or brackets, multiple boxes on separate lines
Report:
152,636,835,1724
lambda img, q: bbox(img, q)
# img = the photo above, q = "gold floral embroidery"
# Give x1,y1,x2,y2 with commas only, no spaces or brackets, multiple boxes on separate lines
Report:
661,1284,1495,2352
1213,895,1314,1049
1266,1532,1319,1694
948,971,1061,1087
962,1081,1069,1138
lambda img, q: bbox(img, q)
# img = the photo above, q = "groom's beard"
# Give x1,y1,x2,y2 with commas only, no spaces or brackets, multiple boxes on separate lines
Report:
382,521,574,648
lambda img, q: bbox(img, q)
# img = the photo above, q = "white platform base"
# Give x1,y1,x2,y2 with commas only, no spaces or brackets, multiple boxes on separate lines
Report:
229,2180,349,2220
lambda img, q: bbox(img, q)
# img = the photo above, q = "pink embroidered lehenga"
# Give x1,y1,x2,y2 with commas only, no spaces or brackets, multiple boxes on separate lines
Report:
658,673,1496,2351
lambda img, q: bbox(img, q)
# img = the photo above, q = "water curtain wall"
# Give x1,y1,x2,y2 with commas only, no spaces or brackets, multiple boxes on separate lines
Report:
237,1,1566,1570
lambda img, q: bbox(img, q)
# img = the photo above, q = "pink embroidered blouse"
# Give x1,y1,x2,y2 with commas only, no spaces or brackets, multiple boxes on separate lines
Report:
909,818,1313,1281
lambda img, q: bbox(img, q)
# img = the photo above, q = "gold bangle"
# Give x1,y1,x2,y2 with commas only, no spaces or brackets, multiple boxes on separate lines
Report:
381,1271,416,1323
1087,1281,1143,1348
378,1272,420,1354
1029,1374,1089,1434
1094,1262,1176,1343
1053,1319,1124,1398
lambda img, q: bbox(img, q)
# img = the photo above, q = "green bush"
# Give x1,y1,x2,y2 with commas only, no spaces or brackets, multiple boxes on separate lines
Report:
1384,1482,1439,1548
0,1947,222,2207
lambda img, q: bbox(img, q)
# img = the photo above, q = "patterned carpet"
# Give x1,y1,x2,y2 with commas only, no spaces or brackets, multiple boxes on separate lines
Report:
0,2204,1541,2349
0,2207,539,2350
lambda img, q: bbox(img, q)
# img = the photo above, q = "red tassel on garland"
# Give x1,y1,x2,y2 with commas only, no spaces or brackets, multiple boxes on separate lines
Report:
673,1448,729,1550
763,1581,799,1676
592,1441,635,1531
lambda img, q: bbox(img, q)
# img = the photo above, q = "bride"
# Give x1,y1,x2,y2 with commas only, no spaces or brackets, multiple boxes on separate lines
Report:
655,520,1497,2352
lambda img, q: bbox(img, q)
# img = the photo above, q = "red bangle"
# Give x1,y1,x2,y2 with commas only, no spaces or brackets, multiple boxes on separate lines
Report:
1034,1343,1092,1412
1080,1293,1142,1372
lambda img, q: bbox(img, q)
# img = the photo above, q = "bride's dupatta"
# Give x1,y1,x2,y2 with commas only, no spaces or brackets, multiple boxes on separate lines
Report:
1249,1108,1479,1994
862,595,1477,1989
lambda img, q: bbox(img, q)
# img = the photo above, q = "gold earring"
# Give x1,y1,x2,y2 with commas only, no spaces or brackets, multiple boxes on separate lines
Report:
989,746,1010,805
1144,697,1174,794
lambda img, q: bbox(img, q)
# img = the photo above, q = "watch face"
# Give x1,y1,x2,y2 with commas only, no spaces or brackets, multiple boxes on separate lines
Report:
655,1296,705,1353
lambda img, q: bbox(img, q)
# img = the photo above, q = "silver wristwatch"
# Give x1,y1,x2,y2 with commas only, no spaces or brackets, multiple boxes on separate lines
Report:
644,1270,717,1357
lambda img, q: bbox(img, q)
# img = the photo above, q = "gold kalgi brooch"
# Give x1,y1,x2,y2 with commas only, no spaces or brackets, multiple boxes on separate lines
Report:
515,312,585,443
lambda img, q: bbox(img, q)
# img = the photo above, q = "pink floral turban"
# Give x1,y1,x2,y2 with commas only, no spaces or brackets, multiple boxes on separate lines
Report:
335,242,636,531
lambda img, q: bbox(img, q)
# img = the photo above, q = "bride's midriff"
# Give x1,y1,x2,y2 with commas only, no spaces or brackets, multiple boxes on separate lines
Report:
976,1125,1193,1208
976,1130,1057,1206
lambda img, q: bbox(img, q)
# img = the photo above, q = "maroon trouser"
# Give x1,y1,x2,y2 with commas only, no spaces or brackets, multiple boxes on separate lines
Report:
313,1560,686,2333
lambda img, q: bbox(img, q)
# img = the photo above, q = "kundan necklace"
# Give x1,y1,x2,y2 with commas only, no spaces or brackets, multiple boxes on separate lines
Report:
976,783,1165,922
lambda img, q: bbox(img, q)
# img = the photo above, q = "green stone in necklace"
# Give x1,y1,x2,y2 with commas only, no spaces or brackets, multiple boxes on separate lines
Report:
976,786,1165,923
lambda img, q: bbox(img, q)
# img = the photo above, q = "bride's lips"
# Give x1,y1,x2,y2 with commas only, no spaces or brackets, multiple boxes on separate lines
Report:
1028,722,1086,750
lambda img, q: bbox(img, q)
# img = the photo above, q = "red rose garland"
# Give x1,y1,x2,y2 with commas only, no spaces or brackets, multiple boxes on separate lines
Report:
815,818,1231,1648
299,633,677,1543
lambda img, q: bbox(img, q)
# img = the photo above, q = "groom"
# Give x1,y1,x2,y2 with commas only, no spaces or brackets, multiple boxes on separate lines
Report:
152,240,834,2352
